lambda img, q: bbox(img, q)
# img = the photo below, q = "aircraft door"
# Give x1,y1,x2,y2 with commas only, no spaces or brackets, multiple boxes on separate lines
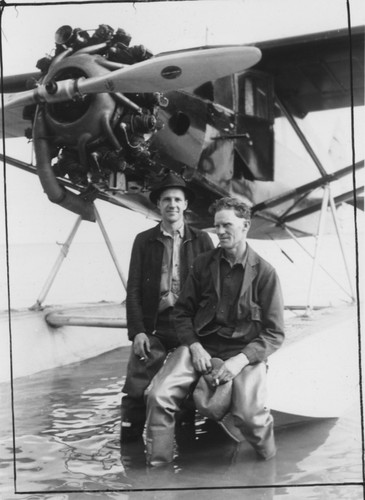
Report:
234,71,275,181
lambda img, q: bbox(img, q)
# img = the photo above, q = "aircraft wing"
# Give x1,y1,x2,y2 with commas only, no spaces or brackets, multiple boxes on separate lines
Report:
2,27,363,137
1,27,363,239
254,26,364,117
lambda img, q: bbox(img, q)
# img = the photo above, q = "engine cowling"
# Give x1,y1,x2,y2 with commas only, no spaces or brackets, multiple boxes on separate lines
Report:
43,54,117,146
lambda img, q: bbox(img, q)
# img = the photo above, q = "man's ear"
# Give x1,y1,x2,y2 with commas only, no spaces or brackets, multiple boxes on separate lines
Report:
243,220,251,231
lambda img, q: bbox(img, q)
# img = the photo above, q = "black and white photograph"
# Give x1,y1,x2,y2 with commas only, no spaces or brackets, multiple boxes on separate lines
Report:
0,0,364,498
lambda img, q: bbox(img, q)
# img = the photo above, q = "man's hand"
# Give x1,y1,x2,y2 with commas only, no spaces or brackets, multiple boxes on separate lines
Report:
133,333,151,360
214,353,249,385
189,342,212,373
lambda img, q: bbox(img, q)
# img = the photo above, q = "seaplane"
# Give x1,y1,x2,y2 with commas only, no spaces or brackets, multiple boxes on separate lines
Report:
0,19,363,425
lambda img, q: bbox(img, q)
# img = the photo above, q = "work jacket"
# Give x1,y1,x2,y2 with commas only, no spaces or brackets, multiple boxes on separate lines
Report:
174,246,285,363
126,223,214,341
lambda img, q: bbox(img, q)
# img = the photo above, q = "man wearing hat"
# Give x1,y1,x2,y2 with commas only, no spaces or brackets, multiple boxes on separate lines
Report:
121,172,214,443
145,197,285,464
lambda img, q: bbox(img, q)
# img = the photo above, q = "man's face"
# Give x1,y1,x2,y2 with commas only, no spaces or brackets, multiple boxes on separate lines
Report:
157,188,188,225
214,208,250,251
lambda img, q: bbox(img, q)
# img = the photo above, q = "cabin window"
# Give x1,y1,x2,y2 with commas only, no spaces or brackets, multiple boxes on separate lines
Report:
233,71,275,182
244,78,255,116
193,76,233,110
213,76,233,109
238,71,274,123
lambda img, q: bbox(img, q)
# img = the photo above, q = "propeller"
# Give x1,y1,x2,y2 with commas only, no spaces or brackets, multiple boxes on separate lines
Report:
1,45,261,110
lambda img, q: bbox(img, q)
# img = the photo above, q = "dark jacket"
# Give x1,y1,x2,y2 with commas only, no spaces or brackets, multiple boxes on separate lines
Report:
174,246,285,363
126,223,214,340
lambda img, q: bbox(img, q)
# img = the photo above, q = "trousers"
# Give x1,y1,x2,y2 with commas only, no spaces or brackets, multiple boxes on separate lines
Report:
122,335,167,425
122,309,180,425
145,345,275,465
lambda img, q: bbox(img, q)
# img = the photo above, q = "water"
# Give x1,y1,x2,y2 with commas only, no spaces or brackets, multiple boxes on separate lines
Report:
0,346,363,500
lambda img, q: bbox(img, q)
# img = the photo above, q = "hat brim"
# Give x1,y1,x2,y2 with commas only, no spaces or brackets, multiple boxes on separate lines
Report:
192,358,232,421
193,376,232,421
149,185,195,205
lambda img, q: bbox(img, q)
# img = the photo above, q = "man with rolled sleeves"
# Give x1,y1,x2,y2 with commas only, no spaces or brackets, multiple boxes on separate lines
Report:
121,172,214,443
145,197,285,464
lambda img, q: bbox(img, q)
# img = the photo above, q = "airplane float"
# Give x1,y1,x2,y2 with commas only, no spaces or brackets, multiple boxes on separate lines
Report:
1,23,363,421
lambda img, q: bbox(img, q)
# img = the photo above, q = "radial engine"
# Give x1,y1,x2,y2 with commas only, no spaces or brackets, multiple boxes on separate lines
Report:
26,25,167,220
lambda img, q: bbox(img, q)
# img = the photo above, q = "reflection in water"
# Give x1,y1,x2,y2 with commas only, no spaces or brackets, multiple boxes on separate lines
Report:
0,347,363,499
44,382,125,488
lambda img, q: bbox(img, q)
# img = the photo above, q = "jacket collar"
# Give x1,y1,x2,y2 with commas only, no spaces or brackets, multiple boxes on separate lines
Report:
160,221,185,238
148,221,196,242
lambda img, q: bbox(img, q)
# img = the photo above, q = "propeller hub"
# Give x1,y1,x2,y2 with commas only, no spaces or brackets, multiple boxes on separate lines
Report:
45,80,58,95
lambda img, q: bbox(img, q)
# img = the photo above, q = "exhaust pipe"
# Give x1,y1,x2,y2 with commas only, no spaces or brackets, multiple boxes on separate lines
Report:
33,107,96,222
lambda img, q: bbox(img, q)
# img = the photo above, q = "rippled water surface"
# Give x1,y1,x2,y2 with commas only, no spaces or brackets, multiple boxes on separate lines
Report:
0,346,363,500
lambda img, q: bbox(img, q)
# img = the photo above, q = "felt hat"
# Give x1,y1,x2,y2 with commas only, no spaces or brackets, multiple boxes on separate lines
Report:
193,358,233,421
149,172,195,205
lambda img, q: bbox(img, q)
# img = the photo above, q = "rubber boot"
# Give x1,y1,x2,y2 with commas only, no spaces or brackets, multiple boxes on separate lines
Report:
145,429,175,467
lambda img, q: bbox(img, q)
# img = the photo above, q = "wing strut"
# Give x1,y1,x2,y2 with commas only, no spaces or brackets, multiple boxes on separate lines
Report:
252,161,363,215
30,215,82,310
30,206,126,310
94,207,127,289
276,96,328,177
284,184,356,315
253,92,360,311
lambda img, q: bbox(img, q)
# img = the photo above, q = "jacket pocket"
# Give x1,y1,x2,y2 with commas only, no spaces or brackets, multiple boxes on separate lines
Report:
250,303,263,322
233,303,262,339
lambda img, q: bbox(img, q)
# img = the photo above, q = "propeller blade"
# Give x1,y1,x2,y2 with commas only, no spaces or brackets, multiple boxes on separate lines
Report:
1,89,39,110
1,80,82,110
79,45,261,94
1,45,261,110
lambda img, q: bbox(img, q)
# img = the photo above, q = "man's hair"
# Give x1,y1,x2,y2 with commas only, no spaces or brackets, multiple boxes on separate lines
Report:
209,197,252,220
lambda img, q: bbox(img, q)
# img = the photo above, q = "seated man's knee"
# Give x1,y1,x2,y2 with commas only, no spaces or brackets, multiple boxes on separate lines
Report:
146,346,195,409
233,403,272,430
145,379,161,405
145,374,173,411
234,408,256,427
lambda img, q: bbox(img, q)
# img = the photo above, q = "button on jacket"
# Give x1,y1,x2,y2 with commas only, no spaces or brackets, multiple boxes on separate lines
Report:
173,246,285,363
126,223,214,341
